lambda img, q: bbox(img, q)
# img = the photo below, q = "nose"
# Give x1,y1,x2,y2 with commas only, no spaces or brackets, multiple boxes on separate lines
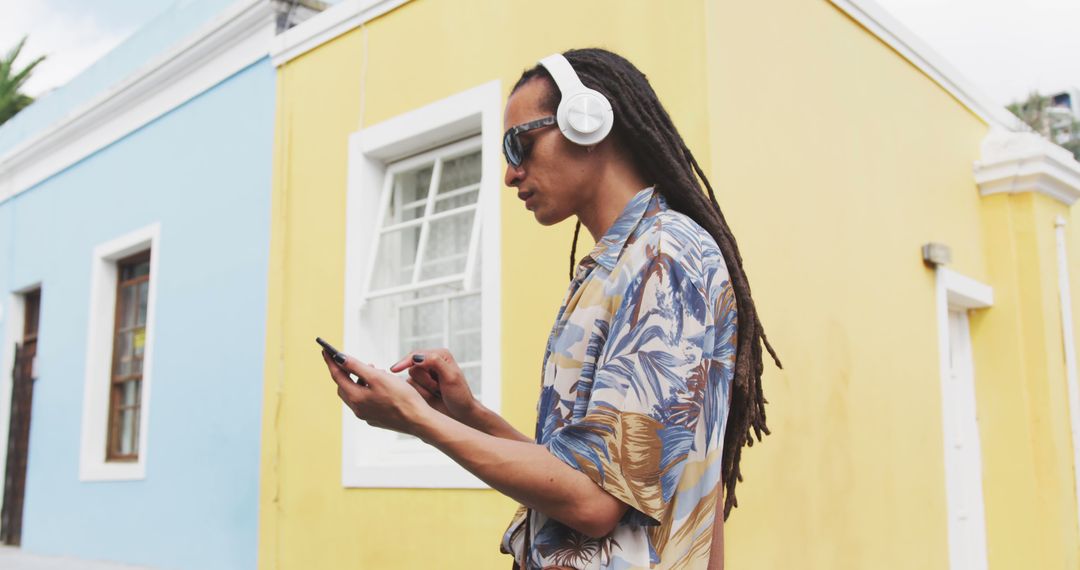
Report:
504,162,524,188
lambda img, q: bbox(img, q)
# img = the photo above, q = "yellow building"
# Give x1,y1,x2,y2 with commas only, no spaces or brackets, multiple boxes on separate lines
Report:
259,0,1080,568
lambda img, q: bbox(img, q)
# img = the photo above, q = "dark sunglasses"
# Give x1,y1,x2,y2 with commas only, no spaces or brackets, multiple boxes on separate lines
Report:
502,116,557,167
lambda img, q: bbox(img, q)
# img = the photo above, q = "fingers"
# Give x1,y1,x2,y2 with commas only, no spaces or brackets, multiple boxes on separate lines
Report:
391,349,457,378
408,366,441,396
336,352,386,389
416,350,457,385
322,351,366,396
407,378,436,405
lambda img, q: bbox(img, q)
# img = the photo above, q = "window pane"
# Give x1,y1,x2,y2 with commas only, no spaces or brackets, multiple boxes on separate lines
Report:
448,294,481,363
120,283,138,328
133,327,146,359
434,150,481,212
121,258,150,281
399,299,444,354
136,280,149,326
418,210,475,281
461,364,482,398
437,151,481,194
388,164,433,224
111,380,140,457
371,225,422,290
119,407,137,455
120,380,140,407
113,330,133,377
434,189,479,213
409,282,462,299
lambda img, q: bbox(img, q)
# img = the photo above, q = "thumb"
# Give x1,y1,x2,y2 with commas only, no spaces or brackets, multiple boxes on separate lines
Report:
341,355,382,388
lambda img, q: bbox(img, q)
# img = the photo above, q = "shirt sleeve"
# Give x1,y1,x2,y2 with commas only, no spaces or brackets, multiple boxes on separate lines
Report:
543,231,726,526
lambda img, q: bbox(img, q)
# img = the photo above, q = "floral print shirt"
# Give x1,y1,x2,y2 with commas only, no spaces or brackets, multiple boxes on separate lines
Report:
500,186,738,569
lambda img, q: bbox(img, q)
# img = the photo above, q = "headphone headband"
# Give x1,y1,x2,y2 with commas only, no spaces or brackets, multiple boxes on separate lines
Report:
538,54,588,95
537,53,614,146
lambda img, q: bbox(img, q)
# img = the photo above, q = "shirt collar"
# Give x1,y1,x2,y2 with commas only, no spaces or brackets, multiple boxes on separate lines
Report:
586,186,666,272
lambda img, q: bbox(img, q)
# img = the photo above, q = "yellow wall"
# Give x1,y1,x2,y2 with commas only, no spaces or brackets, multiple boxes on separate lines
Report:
705,1,1080,568
707,0,974,567
260,1,711,569
260,0,1080,568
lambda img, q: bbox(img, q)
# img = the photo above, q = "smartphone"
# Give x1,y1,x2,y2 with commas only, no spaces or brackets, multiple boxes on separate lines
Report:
317,337,364,384
316,337,348,366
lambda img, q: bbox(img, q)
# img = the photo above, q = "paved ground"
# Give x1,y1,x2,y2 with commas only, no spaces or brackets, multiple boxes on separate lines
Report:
0,546,155,569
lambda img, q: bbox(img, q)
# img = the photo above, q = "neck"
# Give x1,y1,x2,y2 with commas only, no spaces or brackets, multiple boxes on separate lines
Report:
577,159,650,243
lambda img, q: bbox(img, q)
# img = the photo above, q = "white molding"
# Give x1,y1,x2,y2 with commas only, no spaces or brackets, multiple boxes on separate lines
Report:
1054,216,1080,540
939,267,994,310
828,0,1024,130
78,223,161,482
974,128,1080,206
342,80,502,489
270,0,412,67
0,281,42,517
354,81,503,161
0,0,276,204
935,267,992,570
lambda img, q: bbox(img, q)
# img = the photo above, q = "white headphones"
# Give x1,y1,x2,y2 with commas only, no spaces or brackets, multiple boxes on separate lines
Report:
538,53,614,146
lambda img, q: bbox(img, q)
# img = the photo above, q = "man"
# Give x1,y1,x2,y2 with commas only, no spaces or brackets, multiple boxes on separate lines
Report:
322,48,780,569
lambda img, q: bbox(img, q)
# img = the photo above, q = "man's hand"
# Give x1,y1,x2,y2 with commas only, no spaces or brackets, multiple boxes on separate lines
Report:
321,350,431,436
390,348,479,424
322,351,627,538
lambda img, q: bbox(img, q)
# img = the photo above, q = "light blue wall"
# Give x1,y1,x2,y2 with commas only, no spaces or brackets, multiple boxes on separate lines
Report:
0,58,274,570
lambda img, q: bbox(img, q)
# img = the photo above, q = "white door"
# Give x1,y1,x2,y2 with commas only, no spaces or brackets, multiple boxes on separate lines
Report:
943,309,989,570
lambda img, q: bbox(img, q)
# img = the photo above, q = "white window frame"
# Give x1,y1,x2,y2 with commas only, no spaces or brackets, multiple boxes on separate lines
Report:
363,135,484,301
935,266,993,570
79,223,161,481
342,80,502,488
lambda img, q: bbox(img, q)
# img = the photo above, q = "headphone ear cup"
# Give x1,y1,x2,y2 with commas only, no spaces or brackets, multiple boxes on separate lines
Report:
556,89,614,146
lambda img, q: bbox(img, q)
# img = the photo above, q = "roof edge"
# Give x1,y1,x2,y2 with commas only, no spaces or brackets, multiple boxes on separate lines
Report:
828,0,1025,131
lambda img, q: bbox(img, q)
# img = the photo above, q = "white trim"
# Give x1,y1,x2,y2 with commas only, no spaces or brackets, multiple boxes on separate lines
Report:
1054,216,1080,538
828,0,1024,130
0,282,43,517
974,127,1080,207
78,223,161,481
0,0,276,204
939,267,994,310
935,267,992,570
342,80,502,488
269,0,412,67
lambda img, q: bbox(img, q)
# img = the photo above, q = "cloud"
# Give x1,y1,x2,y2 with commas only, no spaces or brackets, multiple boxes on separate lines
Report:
0,1,128,98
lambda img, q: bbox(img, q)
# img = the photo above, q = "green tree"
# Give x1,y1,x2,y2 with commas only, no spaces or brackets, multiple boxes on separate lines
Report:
0,36,46,126
1008,90,1080,161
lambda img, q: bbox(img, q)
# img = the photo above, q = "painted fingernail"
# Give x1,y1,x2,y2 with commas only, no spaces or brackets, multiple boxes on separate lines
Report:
412,354,425,363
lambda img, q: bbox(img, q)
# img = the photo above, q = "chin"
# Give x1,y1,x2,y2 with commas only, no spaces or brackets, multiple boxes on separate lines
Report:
535,209,571,227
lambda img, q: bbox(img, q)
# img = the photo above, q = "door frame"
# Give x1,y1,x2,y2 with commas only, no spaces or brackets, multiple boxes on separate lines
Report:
0,283,41,523
934,267,993,570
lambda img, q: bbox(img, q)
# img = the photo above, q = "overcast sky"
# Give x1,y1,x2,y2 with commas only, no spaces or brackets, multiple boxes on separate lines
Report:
1,0,174,98
2,0,1078,105
875,0,1080,105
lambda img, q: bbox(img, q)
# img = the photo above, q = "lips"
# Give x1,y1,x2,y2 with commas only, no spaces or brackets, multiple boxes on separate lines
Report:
518,190,535,202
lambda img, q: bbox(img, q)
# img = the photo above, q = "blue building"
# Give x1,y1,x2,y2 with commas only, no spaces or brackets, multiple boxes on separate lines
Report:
0,0,306,567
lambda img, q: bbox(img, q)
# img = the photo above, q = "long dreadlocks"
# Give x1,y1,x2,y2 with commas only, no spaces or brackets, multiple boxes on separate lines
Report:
513,48,783,519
